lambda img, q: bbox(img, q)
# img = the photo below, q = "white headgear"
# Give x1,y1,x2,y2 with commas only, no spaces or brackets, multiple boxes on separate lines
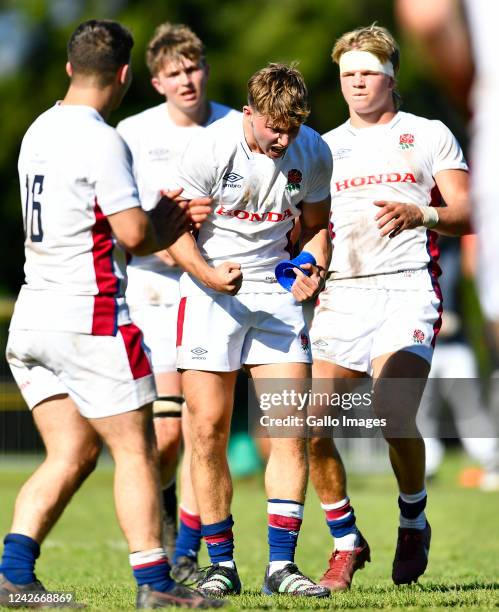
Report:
339,50,394,77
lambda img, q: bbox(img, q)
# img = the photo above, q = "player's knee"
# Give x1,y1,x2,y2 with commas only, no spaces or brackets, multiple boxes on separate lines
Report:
49,439,101,484
153,397,183,461
191,425,229,455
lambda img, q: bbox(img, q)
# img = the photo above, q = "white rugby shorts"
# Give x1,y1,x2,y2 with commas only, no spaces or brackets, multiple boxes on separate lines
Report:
176,292,312,371
126,266,182,373
310,281,442,374
6,324,156,418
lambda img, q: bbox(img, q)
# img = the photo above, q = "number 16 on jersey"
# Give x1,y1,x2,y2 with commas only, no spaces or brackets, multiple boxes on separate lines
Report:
24,174,44,242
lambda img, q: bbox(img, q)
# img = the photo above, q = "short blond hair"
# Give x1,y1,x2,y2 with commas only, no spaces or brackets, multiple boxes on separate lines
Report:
332,24,401,107
247,63,310,129
146,22,205,76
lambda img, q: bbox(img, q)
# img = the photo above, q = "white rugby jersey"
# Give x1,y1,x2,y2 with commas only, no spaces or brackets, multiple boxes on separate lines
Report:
174,119,333,294
10,104,140,335
323,111,468,285
117,102,240,274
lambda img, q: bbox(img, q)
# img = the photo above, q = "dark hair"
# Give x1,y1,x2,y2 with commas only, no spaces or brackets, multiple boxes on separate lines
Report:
67,20,133,86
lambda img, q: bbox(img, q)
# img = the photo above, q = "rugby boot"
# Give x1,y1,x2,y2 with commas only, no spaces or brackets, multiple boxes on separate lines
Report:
392,521,431,585
319,532,371,591
262,563,330,597
196,564,241,597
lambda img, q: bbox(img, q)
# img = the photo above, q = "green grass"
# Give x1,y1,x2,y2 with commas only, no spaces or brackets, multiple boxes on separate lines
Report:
0,451,498,610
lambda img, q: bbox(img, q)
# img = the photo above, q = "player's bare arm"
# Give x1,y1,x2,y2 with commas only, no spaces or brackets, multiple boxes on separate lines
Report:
292,197,331,302
108,198,187,256
159,188,213,229
168,231,242,295
374,168,470,238
154,249,177,266
151,189,212,266
108,193,212,256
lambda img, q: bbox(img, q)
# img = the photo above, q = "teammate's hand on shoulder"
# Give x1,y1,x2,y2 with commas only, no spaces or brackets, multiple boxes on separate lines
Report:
206,262,243,295
374,200,424,238
291,264,324,303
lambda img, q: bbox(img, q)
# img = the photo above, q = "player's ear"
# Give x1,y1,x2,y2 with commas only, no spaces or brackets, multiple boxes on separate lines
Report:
243,105,253,118
118,64,131,86
151,76,165,96
65,62,73,78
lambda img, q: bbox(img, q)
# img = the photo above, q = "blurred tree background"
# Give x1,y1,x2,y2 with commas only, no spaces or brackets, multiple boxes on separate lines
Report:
0,0,468,298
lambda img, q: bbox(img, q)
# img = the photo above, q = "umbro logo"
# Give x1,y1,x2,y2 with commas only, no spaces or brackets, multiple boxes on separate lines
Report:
223,172,243,183
148,147,170,161
333,147,352,160
191,347,207,355
313,339,328,347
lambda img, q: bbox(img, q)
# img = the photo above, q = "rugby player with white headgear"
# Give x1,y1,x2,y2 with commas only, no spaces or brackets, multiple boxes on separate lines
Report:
307,24,470,590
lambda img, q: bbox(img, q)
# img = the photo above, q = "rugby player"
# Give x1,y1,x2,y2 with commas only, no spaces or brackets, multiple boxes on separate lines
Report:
169,63,333,597
0,19,219,609
308,24,470,590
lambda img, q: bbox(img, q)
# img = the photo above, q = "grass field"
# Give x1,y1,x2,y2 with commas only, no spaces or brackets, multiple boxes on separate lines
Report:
0,451,498,610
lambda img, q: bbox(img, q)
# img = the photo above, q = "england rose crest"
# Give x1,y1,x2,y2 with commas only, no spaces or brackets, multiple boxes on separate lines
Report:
399,133,415,150
286,169,302,192
413,329,425,344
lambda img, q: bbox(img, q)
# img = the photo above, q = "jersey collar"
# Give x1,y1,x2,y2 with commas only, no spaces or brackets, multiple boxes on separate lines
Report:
346,111,403,135
54,102,105,123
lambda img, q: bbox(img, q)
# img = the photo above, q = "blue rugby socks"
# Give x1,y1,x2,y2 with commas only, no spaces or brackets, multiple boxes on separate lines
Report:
174,506,202,563
130,548,174,592
267,499,303,575
0,533,40,585
202,515,235,568
321,497,359,550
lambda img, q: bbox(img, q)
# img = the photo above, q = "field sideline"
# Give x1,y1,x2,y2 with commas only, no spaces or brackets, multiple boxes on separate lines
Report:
0,451,498,610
